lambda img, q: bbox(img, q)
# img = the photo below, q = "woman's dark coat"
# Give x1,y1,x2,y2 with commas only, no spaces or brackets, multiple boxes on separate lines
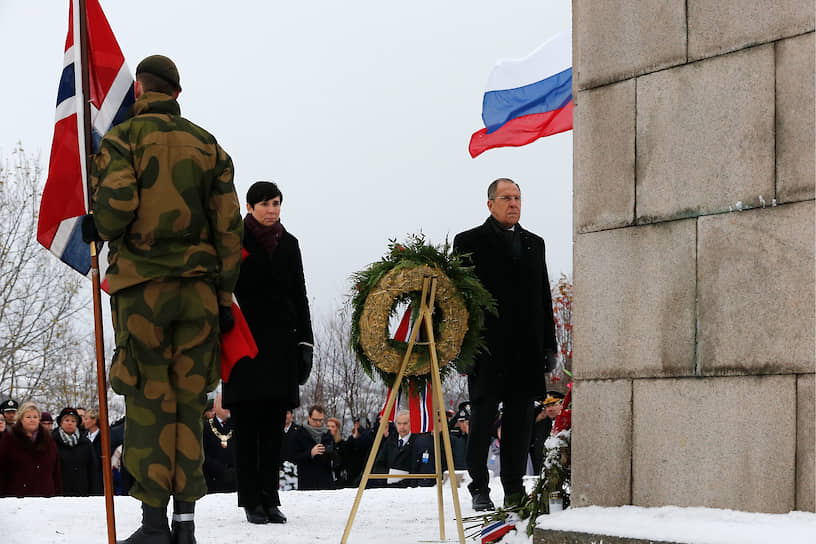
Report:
53,430,102,496
0,423,62,497
223,225,313,409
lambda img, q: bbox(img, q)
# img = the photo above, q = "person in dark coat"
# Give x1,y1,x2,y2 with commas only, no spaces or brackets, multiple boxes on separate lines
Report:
372,411,435,488
529,392,565,474
290,405,335,491
453,177,558,510
222,181,314,525
109,416,134,496
53,407,101,496
0,402,62,497
203,395,237,494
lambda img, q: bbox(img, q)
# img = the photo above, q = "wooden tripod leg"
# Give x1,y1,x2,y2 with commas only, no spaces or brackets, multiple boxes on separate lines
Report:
341,279,431,544
431,364,445,541
422,278,466,544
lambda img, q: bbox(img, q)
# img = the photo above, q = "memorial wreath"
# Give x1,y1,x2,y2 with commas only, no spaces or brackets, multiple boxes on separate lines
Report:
350,234,496,387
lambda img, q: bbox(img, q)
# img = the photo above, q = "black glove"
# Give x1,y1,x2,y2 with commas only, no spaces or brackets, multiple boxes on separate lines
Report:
80,214,101,244
219,305,235,333
297,343,313,385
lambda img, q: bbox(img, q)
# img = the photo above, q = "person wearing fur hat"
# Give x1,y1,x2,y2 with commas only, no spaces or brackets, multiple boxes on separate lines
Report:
0,401,62,497
53,407,102,496
529,392,564,474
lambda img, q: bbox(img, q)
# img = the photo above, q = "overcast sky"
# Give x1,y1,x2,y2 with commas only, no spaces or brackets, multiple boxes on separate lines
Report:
0,1,573,319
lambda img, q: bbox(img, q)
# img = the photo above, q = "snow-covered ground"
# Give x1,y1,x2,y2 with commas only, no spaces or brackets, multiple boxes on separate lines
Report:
3,478,815,543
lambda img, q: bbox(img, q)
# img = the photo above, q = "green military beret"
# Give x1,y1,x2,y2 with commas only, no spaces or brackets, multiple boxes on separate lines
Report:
136,55,181,91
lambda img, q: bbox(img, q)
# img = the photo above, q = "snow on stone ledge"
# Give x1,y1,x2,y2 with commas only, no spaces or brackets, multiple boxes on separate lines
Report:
536,505,816,544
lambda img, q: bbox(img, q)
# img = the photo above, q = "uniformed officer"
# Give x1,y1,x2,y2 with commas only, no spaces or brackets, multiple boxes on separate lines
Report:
84,55,242,544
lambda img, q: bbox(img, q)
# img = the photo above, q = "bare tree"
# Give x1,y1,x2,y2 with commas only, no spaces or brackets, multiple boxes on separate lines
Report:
0,146,94,411
300,305,383,431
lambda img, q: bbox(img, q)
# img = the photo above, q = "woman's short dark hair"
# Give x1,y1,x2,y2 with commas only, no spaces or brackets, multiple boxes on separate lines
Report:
246,181,283,207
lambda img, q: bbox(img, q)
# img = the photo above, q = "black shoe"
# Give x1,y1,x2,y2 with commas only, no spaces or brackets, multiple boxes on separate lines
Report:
244,505,269,524
503,492,524,509
263,505,287,524
117,503,171,544
471,490,495,511
170,500,196,544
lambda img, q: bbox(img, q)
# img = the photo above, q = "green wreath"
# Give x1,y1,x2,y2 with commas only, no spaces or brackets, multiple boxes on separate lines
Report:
350,234,496,388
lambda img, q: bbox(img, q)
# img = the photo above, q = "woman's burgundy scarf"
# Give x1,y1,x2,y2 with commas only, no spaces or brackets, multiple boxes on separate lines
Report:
244,213,283,257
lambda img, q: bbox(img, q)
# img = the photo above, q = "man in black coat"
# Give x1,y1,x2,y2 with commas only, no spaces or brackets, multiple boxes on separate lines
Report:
290,405,335,491
453,178,558,510
372,411,435,488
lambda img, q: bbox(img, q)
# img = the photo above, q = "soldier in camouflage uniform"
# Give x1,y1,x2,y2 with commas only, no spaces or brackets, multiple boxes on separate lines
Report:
84,55,242,544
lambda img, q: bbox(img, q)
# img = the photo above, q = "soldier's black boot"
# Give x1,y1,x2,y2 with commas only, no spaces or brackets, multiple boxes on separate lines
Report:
117,502,171,544
170,500,196,544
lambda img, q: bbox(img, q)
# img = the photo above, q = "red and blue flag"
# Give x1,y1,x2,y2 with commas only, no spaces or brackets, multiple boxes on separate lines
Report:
469,30,572,158
37,0,134,282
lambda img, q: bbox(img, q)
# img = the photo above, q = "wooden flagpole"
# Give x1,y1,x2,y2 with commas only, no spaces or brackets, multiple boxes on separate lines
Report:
77,1,117,542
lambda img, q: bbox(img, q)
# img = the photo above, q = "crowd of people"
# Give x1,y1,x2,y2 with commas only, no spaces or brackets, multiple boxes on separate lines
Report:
0,390,566,501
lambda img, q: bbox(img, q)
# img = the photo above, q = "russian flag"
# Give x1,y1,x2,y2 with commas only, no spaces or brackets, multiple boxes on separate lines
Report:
480,516,517,543
37,0,134,285
469,30,572,158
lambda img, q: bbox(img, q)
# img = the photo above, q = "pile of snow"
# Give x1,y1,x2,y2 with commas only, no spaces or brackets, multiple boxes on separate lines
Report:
536,504,816,544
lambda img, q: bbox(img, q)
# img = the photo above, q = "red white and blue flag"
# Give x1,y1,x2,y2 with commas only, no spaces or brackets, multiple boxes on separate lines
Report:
408,380,434,434
37,0,134,282
480,516,518,543
469,30,572,158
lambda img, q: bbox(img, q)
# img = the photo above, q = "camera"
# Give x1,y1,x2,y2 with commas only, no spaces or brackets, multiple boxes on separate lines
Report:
321,431,335,453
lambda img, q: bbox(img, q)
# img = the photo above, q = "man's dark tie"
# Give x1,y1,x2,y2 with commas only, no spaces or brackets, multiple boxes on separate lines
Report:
398,438,404,448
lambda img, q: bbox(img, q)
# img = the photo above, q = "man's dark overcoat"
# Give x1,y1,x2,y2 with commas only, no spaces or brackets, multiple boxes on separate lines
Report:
453,217,557,400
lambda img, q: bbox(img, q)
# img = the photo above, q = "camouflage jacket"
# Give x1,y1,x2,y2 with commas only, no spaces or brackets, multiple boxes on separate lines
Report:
91,91,242,306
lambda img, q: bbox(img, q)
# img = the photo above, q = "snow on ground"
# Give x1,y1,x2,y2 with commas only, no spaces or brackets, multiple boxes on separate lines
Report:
3,478,815,544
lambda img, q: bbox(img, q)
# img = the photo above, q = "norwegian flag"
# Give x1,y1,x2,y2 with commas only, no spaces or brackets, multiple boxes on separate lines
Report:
408,380,433,433
37,0,134,285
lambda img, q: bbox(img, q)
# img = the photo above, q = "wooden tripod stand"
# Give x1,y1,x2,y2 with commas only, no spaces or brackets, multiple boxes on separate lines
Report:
341,275,466,544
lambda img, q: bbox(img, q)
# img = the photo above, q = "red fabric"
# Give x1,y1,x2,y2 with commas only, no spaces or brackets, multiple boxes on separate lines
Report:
220,302,258,382
468,101,573,158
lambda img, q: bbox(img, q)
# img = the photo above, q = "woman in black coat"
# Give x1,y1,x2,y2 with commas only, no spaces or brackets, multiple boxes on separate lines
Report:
53,407,101,496
222,181,313,525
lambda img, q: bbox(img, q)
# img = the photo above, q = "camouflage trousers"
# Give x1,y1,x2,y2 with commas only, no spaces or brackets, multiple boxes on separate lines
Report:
109,278,220,507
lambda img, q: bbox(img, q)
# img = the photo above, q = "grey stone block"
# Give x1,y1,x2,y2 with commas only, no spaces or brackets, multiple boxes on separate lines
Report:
697,201,816,375
573,220,696,379
797,374,815,512
688,0,815,61
776,32,816,203
571,379,632,507
632,375,797,513
636,45,775,223
573,0,686,90
574,80,636,233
